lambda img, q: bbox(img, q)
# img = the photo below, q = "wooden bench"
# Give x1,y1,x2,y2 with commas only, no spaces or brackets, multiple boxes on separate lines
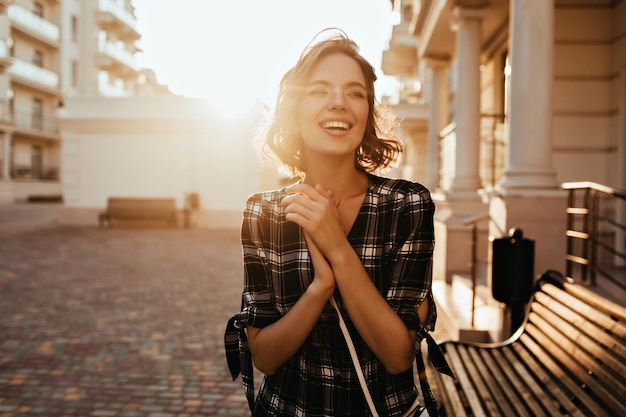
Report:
99,197,177,228
427,270,626,417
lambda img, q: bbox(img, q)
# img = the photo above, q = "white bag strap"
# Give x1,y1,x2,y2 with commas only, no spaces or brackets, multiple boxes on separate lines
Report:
330,295,426,417
330,295,379,416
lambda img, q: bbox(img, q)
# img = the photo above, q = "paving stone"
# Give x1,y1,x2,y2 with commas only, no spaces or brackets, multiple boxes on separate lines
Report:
0,204,249,416
0,203,454,416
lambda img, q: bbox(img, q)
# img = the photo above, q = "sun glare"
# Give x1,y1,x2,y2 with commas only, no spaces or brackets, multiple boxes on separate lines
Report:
133,0,397,120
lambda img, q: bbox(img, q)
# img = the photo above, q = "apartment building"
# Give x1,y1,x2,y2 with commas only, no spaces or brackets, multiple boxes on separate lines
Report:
0,0,167,203
383,0,626,339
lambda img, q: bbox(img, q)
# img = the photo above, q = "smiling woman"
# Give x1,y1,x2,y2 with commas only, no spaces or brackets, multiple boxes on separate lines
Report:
132,0,397,118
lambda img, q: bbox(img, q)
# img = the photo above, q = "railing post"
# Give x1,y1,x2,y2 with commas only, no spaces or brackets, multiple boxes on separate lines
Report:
566,188,574,279
562,181,626,294
582,188,591,284
463,212,491,328
590,190,600,285
470,222,477,327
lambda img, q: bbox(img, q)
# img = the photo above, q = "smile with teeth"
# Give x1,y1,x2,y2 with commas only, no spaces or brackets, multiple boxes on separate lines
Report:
321,121,351,131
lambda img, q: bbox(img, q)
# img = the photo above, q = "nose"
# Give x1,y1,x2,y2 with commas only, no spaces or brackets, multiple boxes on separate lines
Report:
328,88,346,110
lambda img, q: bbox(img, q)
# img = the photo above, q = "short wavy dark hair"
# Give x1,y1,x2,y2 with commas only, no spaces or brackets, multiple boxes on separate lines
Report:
259,29,404,177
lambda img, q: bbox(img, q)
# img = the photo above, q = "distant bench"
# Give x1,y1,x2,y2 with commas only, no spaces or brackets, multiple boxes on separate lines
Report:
427,270,626,417
99,197,177,228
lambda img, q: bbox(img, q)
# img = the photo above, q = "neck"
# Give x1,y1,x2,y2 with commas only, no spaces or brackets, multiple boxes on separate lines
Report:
303,168,369,201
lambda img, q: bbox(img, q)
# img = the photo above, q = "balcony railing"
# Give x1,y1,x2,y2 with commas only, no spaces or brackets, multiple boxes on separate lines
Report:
438,115,508,191
97,0,139,39
563,181,626,293
480,113,507,189
8,4,60,44
8,58,60,90
98,39,137,72
98,81,132,97
11,165,59,181
12,106,58,134
438,122,456,190
0,38,10,63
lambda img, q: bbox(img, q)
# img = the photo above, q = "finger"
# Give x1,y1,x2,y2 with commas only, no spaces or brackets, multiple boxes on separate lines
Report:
317,186,340,208
285,184,318,199
281,192,314,210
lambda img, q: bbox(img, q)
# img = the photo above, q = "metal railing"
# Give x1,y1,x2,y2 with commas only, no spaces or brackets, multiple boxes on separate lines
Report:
479,113,507,189
562,182,626,292
438,114,507,192
463,212,491,326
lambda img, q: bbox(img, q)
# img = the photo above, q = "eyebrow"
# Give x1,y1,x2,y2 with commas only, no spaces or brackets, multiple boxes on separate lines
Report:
307,79,367,90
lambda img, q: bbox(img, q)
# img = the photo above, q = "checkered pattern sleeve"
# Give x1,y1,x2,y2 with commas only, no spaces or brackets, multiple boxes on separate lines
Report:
239,192,281,329
384,181,435,331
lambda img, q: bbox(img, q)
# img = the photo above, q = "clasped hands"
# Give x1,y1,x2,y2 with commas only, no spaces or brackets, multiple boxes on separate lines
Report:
281,183,345,294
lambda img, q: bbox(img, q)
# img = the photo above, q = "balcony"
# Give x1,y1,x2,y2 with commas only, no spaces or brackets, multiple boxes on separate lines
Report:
382,21,418,77
12,105,58,138
8,4,60,48
97,39,138,77
97,0,140,41
8,57,60,93
11,165,60,181
0,99,12,124
0,38,12,70
98,81,132,97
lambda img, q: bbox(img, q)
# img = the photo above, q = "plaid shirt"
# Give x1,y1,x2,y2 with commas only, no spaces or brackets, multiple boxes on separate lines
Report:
226,174,437,416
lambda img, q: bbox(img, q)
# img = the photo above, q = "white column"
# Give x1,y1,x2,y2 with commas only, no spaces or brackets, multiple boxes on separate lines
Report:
449,7,483,196
500,0,558,190
1,132,10,180
426,58,449,192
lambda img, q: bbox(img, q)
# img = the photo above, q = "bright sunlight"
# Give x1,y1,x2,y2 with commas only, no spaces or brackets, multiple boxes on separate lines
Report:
133,0,398,119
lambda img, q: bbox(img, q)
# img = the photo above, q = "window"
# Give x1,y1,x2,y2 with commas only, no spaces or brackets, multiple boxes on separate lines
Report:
32,50,43,67
71,60,78,88
32,98,43,130
33,2,43,18
31,145,42,179
71,16,78,43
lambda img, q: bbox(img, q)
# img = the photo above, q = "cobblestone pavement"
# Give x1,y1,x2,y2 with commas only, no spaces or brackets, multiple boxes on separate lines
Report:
0,203,453,417
0,204,252,417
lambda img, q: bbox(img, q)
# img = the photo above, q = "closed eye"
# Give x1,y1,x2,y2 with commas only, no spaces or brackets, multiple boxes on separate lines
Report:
348,90,366,98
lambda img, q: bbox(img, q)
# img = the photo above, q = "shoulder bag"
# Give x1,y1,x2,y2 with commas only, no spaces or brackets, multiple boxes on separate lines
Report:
330,295,453,417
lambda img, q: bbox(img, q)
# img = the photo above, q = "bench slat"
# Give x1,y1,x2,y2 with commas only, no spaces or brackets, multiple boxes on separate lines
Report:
542,283,626,337
490,349,536,417
511,342,586,417
475,348,521,416
531,302,626,382
500,347,564,417
430,278,626,417
529,312,626,410
447,345,488,417
457,346,504,416
534,291,626,362
467,348,510,416
430,357,468,417
524,325,619,417
519,331,610,417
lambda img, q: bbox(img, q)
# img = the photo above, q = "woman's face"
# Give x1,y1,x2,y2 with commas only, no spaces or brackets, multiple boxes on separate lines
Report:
296,53,369,164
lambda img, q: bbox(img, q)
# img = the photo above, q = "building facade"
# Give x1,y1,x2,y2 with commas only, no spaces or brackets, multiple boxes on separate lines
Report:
0,0,167,203
383,0,625,339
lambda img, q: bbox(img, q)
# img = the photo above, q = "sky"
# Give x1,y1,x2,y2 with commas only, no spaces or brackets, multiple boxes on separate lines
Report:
132,0,399,117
